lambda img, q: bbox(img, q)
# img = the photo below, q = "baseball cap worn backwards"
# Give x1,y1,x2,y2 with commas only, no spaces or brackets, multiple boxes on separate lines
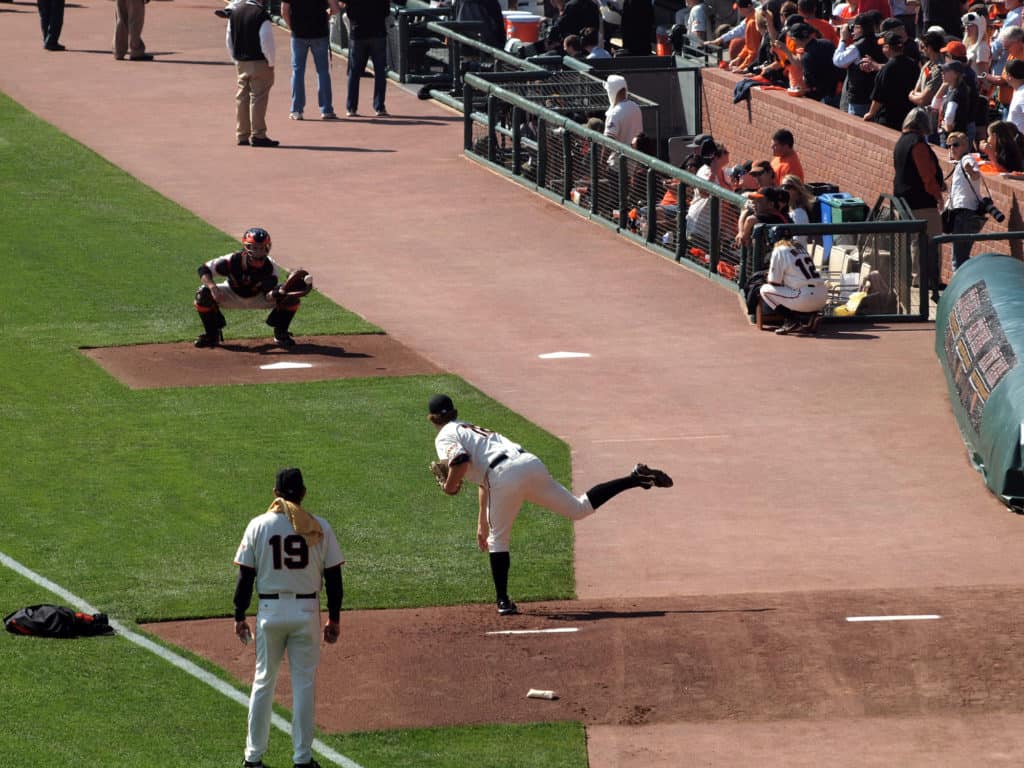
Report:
428,394,455,416
275,467,305,499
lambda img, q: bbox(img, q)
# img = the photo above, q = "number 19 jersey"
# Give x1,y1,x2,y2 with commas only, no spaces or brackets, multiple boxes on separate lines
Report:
234,512,345,596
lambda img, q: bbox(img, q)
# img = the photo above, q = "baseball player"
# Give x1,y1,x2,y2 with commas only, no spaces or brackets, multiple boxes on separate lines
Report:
233,467,344,768
428,394,673,616
759,225,827,335
193,227,311,349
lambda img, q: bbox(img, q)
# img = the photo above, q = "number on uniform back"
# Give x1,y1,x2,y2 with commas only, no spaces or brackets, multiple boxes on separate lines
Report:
268,534,309,570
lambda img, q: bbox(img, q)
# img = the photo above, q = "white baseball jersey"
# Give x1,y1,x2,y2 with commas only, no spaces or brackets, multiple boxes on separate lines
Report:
761,241,828,313
234,512,344,595
435,421,522,487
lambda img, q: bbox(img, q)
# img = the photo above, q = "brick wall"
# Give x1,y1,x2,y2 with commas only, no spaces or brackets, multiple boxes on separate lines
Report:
699,67,1024,261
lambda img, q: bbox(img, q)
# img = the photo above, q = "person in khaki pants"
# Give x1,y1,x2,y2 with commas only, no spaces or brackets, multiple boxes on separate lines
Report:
114,0,152,60
227,0,279,147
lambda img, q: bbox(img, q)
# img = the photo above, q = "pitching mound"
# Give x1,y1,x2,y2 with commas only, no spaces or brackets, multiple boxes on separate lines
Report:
81,334,440,389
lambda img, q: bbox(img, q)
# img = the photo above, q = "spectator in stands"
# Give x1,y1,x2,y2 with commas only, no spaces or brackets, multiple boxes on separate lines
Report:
770,129,804,183
603,75,644,166
787,22,842,106
711,0,758,65
36,0,65,51
934,61,974,147
677,0,711,45
563,34,585,57
759,226,827,335
962,9,992,77
921,0,966,38
619,0,654,54
863,30,918,129
980,119,1024,172
686,142,734,247
909,30,947,133
1002,58,1024,133
834,13,884,116
735,185,789,247
457,0,506,50
889,0,917,40
1007,0,1024,32
581,26,611,58
343,0,390,117
831,0,858,24
852,0,889,20
892,107,945,289
986,27,1024,120
282,0,341,121
545,0,600,52
943,130,986,270
796,0,836,44
781,174,816,245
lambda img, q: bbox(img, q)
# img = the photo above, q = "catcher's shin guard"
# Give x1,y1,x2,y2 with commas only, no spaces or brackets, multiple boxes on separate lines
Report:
265,306,297,333
195,291,226,345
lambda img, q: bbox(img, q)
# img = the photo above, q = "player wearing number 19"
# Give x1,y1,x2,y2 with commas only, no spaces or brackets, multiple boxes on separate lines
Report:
428,394,673,617
233,468,345,768
759,226,828,335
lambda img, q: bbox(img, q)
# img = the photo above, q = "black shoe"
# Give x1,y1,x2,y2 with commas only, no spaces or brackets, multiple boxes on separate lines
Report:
497,599,519,616
194,333,220,348
274,331,296,349
242,760,264,768
632,463,673,489
129,53,154,61
251,136,280,147
294,761,322,768
237,137,250,146
774,319,801,335
44,43,66,51
215,7,232,17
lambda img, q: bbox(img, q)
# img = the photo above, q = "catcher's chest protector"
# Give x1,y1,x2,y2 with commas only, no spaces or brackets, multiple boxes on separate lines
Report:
4,604,114,638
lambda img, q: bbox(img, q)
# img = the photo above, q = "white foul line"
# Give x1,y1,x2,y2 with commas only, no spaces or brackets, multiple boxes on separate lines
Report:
846,615,942,622
485,627,579,636
592,435,731,444
0,551,363,768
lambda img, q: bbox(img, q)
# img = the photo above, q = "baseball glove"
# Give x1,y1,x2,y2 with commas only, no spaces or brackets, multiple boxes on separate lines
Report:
429,460,449,490
277,269,313,299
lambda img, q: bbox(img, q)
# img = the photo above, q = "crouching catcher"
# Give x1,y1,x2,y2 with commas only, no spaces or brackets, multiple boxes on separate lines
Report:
193,227,313,349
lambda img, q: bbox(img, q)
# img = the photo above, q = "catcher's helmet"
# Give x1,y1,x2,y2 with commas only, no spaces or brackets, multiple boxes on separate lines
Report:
242,227,272,258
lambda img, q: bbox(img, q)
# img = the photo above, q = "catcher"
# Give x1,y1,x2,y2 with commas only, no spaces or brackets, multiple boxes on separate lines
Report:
193,227,313,349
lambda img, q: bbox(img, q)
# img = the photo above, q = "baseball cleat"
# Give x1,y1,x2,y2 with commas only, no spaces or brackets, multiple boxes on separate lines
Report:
274,331,296,349
242,760,264,768
294,761,322,768
632,463,673,489
774,319,801,335
194,333,220,348
497,598,519,616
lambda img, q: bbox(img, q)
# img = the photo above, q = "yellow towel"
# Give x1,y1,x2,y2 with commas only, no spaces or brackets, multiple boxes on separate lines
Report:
834,291,868,317
268,498,323,545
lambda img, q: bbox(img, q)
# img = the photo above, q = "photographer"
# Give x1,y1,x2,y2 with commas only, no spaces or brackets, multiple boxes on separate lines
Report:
833,13,884,117
943,131,986,270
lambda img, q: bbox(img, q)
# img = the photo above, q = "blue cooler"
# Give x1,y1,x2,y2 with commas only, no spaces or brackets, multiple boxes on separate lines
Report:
819,192,868,265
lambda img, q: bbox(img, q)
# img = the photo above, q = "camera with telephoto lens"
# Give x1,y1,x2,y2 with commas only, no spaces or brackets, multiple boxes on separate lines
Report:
978,197,1006,223
729,160,753,182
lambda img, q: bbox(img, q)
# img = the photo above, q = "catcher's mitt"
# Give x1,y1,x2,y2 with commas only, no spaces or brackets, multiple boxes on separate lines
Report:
429,460,449,490
277,269,313,299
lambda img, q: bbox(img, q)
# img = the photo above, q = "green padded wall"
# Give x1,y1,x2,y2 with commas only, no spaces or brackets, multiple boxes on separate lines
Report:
935,254,1024,506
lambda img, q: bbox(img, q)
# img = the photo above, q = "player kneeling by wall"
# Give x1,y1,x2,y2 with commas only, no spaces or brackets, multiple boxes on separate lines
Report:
759,226,828,335
193,227,313,349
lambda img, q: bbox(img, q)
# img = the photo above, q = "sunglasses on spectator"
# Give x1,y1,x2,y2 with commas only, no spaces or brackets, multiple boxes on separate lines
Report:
948,141,961,148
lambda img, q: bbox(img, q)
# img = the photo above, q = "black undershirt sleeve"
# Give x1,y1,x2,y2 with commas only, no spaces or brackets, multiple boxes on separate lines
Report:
324,565,343,622
233,565,256,621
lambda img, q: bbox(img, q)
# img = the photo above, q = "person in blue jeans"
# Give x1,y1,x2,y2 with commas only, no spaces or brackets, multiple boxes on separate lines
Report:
282,0,341,120
342,0,389,116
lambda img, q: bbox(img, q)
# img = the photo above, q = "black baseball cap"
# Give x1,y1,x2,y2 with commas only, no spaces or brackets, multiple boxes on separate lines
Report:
428,394,456,416
275,467,305,500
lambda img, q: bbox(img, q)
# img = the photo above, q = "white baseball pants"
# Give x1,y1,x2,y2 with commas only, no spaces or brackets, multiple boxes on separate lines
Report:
246,596,321,765
486,453,595,552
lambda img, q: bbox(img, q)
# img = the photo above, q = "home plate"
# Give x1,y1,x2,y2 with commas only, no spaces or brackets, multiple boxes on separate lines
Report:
260,362,314,371
538,352,591,359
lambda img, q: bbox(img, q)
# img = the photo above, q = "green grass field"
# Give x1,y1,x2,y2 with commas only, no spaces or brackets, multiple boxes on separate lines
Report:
0,92,588,767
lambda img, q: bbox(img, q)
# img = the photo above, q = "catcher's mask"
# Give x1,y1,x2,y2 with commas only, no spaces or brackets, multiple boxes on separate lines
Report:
242,227,272,260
